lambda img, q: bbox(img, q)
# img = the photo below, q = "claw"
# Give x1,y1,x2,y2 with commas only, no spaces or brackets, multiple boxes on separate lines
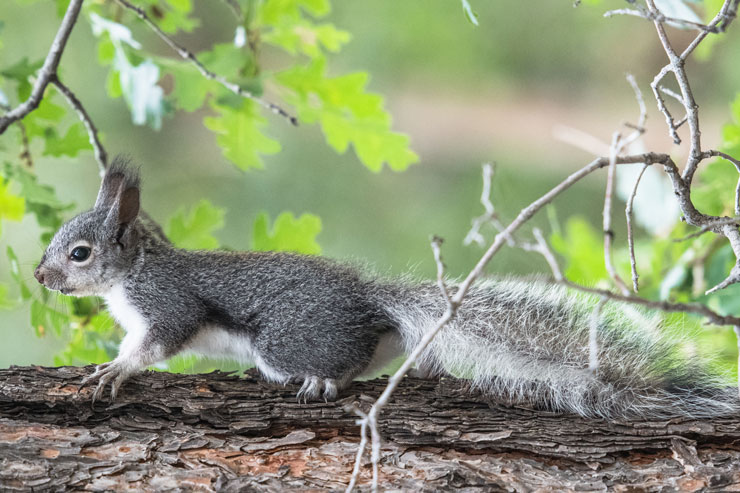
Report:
81,361,130,406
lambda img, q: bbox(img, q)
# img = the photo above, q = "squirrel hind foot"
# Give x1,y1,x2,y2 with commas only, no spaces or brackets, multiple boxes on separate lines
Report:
295,376,339,403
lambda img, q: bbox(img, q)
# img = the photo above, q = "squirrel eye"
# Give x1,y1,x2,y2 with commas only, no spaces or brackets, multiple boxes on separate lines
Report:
70,246,91,262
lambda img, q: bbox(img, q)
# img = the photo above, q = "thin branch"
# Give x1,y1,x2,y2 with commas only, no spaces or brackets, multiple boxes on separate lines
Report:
561,279,740,326
17,121,33,168
114,0,298,126
651,66,682,145
625,164,649,292
464,163,510,247
660,85,684,105
50,76,108,176
604,7,719,32
625,73,647,139
552,124,610,156
219,0,243,20
0,0,84,134
520,228,564,282
673,217,740,242
603,132,631,296
680,0,740,60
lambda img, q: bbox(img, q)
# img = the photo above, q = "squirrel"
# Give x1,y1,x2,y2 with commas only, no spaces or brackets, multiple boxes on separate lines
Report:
34,157,738,419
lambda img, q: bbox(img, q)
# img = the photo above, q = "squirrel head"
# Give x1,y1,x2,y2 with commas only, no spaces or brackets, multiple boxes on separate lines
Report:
35,157,142,297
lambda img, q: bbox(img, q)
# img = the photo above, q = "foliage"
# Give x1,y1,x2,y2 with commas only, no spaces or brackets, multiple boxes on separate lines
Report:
0,0,411,368
544,92,740,376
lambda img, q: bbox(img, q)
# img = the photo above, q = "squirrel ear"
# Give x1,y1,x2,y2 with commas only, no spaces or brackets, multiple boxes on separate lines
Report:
104,186,140,247
94,171,126,210
118,187,140,225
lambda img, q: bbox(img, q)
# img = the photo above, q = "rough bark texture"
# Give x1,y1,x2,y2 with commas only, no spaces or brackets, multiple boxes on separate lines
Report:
0,366,739,491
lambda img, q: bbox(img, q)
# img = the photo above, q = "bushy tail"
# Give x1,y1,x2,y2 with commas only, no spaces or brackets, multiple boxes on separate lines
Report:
378,277,738,419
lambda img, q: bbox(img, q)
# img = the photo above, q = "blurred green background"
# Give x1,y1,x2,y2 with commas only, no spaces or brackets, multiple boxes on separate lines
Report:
1,0,739,368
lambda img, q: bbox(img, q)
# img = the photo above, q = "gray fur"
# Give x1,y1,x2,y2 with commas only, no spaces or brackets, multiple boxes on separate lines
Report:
35,159,739,419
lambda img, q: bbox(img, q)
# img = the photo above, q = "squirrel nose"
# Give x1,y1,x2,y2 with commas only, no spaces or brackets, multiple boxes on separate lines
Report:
34,266,45,285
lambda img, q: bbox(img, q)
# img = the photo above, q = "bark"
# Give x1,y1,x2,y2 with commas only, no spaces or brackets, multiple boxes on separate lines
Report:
0,366,739,492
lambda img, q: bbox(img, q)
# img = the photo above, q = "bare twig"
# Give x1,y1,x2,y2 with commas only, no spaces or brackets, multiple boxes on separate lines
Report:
604,7,719,32
660,85,684,105
651,67,682,145
114,0,298,126
603,132,631,295
219,0,243,20
18,121,33,168
625,73,647,139
465,163,510,246
520,228,564,282
673,217,740,242
0,0,84,134
625,164,649,292
50,76,108,175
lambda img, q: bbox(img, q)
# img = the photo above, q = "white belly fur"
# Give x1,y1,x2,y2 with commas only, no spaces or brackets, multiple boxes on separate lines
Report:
186,325,290,383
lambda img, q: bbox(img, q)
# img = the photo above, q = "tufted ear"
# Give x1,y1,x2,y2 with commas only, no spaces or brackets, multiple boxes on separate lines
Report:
97,157,142,247
94,156,141,211
94,170,125,211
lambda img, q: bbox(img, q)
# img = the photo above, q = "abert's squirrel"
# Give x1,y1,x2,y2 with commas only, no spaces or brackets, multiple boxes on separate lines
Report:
35,158,738,419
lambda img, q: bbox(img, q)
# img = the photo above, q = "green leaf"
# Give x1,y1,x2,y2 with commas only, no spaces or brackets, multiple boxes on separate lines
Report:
204,100,281,170
169,66,212,112
0,56,43,82
461,0,479,26
259,0,331,25
198,43,252,80
252,211,322,254
276,59,418,172
0,179,25,227
550,217,608,283
7,246,32,301
164,354,200,373
31,299,68,337
2,162,73,238
135,0,199,34
56,0,71,17
264,20,351,58
21,93,67,139
54,314,118,365
0,284,14,310
166,199,225,250
1,56,42,100
42,123,93,157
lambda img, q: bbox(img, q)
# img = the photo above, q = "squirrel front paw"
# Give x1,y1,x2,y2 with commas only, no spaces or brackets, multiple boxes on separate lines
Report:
80,361,133,404
296,376,339,403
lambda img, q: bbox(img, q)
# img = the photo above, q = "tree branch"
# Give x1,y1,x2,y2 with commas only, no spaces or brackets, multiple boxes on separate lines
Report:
113,0,298,126
50,76,108,175
0,0,84,134
4,366,740,491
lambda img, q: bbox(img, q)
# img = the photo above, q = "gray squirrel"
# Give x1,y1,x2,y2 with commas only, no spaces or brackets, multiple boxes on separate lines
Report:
34,157,738,419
